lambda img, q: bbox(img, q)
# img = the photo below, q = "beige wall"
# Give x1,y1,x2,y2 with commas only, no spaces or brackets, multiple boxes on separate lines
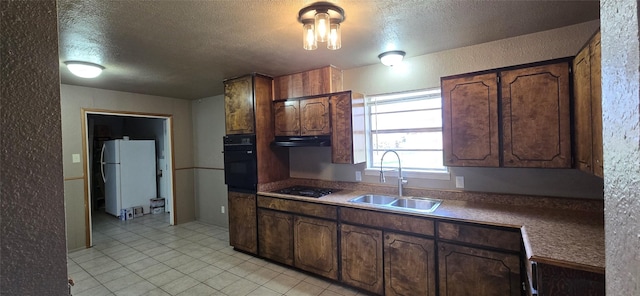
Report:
61,84,195,251
290,20,605,199
0,0,69,294
192,95,228,227
601,0,640,294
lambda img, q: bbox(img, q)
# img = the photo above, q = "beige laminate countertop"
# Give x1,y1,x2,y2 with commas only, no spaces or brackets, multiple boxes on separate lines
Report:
258,189,605,274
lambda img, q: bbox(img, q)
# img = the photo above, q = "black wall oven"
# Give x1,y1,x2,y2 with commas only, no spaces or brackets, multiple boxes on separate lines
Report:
223,134,257,193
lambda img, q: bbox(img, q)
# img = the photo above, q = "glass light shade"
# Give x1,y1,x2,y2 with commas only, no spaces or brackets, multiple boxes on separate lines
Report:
65,61,104,78
327,23,341,50
314,12,330,43
378,51,406,67
303,23,317,50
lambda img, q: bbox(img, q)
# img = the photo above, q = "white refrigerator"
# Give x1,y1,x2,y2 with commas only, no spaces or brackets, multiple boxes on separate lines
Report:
101,139,157,216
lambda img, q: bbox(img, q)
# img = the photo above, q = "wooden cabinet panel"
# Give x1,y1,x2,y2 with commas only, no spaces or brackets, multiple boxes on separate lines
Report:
438,242,521,296
228,191,257,254
437,221,521,252
573,44,593,172
384,232,436,296
340,207,434,236
300,97,330,136
501,62,571,168
340,224,384,295
258,209,294,265
257,196,337,220
573,31,603,177
590,31,603,177
442,73,500,167
535,262,604,296
274,97,330,137
224,75,255,134
331,92,366,164
293,216,338,280
273,66,343,100
274,101,300,136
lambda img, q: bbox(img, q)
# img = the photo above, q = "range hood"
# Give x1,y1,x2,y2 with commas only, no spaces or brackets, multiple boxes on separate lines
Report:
271,135,331,147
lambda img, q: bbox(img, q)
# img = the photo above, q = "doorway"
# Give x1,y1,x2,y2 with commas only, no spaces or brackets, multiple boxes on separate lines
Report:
82,109,176,247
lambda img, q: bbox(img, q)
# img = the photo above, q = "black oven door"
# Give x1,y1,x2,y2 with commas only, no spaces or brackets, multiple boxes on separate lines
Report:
223,147,257,192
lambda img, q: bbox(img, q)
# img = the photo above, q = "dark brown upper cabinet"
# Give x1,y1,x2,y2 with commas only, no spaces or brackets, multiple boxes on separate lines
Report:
573,30,603,177
274,97,331,136
441,59,572,168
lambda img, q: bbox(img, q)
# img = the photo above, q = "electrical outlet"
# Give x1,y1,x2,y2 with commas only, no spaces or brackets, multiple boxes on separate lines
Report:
221,206,225,214
355,171,362,181
455,176,465,188
72,154,81,163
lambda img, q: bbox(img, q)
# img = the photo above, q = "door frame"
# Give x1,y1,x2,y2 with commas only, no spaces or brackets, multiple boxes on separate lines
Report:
81,108,177,248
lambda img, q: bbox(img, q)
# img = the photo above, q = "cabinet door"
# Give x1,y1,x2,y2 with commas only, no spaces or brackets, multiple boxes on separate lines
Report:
573,45,593,173
331,92,366,164
501,62,571,168
224,76,255,134
340,224,383,295
384,232,436,296
257,209,294,265
227,191,257,254
293,216,338,280
300,97,331,136
442,73,499,167
438,242,521,296
590,31,603,177
274,101,300,136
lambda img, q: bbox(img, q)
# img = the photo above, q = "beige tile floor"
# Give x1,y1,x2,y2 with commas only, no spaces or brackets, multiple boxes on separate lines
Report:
68,212,364,296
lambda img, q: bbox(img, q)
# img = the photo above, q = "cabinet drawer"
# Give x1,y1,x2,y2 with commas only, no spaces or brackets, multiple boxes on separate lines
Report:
257,195,337,220
437,221,521,252
340,207,434,237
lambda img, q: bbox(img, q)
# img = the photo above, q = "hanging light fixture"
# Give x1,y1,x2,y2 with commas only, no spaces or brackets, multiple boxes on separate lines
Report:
378,51,406,67
64,61,104,78
298,2,345,50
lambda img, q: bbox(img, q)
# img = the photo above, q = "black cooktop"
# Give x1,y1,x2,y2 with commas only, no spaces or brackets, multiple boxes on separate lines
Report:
274,186,339,198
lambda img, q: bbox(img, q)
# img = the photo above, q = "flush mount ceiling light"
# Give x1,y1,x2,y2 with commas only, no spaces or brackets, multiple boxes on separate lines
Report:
378,50,406,67
64,61,104,78
298,2,345,50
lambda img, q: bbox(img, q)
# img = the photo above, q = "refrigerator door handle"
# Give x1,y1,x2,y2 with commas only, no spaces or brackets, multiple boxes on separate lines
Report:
101,143,107,183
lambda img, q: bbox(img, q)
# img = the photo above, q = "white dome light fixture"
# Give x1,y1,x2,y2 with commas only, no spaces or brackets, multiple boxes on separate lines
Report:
64,61,104,78
378,50,406,67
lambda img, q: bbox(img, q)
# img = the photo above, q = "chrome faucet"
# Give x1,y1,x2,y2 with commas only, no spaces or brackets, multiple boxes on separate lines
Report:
379,150,408,196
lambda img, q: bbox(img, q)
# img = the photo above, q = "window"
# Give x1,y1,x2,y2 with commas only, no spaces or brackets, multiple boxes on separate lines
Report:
366,88,448,178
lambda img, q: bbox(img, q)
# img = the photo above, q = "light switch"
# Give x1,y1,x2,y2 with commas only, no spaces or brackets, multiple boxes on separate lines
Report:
72,154,81,163
455,176,465,188
355,171,362,181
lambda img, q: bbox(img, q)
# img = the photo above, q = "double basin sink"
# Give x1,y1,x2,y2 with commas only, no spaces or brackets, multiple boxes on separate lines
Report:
348,194,441,213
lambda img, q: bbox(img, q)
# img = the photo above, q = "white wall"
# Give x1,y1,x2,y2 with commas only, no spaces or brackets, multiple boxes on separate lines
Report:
61,84,194,251
290,20,604,199
191,95,228,227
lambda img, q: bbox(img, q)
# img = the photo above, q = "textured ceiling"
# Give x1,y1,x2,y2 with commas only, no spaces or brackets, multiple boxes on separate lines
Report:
57,0,599,100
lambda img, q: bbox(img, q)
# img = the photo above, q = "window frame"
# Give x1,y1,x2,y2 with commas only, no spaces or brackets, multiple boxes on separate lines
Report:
364,88,450,181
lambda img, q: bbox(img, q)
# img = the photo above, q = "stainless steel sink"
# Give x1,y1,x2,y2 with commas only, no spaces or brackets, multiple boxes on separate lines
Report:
389,197,441,213
348,194,398,205
349,195,442,213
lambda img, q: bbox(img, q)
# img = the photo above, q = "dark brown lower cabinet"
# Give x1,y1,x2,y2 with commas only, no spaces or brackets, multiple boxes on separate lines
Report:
293,216,338,280
227,191,257,254
384,232,436,296
535,262,604,296
340,224,384,295
257,209,294,265
438,242,521,296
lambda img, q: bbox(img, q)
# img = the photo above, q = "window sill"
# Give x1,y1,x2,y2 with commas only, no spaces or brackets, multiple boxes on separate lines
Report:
364,168,451,181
